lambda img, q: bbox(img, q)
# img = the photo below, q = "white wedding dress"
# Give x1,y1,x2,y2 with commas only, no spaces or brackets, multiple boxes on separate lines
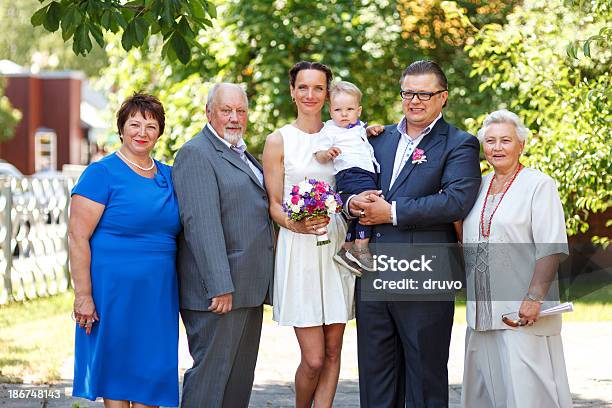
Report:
273,124,355,327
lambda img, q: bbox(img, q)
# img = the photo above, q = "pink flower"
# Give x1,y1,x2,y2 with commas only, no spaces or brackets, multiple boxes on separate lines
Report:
291,195,300,205
412,148,425,161
292,185,299,193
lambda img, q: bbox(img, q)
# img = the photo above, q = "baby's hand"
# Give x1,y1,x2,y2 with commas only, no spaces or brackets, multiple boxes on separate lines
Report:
326,147,342,160
314,147,342,163
366,125,385,137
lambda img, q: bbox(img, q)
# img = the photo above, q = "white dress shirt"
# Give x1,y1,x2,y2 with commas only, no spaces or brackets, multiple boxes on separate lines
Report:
207,123,264,185
390,113,443,225
314,120,380,174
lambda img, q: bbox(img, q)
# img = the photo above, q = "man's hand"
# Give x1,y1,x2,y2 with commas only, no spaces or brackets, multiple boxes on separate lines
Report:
355,193,392,225
348,190,382,217
366,125,385,137
209,293,233,314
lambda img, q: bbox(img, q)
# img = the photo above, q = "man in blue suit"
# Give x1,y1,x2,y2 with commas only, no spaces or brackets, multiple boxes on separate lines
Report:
349,60,481,407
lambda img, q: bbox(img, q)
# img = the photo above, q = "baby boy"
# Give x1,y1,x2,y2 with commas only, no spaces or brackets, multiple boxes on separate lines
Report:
314,81,381,275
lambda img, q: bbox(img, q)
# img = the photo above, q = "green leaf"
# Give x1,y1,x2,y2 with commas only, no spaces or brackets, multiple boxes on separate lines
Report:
125,0,145,7
177,17,194,38
61,6,82,34
161,1,172,25
566,43,577,59
101,10,112,30
90,24,104,48
171,33,191,64
62,25,75,41
133,17,149,45
109,18,120,33
114,10,128,29
74,24,92,55
162,35,178,62
86,1,96,15
189,1,206,19
149,19,161,35
583,40,591,58
121,24,134,51
43,1,61,32
30,5,48,27
207,2,217,19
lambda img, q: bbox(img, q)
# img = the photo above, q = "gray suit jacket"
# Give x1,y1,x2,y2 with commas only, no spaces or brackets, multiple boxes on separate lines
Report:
172,126,275,311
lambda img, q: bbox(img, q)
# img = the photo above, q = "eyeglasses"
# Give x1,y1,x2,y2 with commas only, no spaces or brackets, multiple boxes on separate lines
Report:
399,89,447,101
501,312,530,327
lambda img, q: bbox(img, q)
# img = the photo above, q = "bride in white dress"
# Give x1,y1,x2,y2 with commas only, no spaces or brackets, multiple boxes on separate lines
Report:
263,61,355,408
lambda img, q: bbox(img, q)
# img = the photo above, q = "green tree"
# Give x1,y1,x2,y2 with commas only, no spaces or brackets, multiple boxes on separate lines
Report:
93,36,214,161
31,0,216,65
467,0,610,242
1,0,107,77
0,79,21,142
197,0,518,148
94,0,517,161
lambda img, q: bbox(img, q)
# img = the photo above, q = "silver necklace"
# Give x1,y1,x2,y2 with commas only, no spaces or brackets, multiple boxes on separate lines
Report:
117,149,155,171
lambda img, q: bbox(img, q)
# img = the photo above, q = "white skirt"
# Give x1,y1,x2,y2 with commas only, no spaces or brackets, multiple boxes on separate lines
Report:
462,327,573,408
273,215,355,327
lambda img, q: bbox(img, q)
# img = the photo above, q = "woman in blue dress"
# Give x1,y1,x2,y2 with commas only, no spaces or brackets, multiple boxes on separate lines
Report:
69,93,180,407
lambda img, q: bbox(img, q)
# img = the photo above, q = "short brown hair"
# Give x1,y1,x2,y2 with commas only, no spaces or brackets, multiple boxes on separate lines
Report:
399,60,448,90
116,93,165,139
289,61,333,93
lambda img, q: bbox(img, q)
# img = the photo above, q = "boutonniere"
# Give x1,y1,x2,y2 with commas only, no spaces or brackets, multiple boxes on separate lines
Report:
411,148,427,164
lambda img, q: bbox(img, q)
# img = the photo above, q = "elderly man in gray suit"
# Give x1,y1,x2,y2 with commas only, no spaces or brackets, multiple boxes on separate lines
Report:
172,83,275,408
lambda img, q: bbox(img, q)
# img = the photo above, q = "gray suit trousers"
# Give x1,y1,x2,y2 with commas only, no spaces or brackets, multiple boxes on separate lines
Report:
180,306,263,408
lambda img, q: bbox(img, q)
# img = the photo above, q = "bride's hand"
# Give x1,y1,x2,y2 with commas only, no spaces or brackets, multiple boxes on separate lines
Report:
287,215,330,235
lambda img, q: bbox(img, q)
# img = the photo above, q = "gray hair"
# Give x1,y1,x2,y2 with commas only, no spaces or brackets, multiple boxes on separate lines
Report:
206,82,248,109
476,109,530,143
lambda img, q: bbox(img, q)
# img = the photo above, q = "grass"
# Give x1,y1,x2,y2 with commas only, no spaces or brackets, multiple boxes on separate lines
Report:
1,291,610,384
0,291,74,383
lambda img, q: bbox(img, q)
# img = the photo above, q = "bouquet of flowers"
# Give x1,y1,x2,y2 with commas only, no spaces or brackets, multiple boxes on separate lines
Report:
283,178,343,246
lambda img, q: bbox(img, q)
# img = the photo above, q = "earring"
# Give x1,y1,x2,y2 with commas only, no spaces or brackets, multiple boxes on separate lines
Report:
291,97,295,103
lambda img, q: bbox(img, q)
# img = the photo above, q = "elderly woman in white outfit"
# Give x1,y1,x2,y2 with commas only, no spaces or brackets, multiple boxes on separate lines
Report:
461,109,573,408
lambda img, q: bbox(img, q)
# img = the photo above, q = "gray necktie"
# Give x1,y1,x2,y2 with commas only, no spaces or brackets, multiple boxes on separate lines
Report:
231,144,249,164
231,144,263,185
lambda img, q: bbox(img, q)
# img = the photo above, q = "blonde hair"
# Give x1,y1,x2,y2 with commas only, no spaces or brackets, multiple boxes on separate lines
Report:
329,81,362,103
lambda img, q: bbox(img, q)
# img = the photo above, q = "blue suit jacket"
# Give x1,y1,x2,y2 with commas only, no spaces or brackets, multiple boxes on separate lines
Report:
368,117,481,245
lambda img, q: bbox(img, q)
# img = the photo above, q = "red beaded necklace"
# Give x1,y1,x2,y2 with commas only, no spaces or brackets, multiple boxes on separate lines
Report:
480,163,523,238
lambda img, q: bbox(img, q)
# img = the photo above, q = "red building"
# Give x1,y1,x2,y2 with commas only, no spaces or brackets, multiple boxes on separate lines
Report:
1,62,106,175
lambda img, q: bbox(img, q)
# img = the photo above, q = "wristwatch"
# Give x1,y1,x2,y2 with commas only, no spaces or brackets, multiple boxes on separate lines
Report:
525,292,544,304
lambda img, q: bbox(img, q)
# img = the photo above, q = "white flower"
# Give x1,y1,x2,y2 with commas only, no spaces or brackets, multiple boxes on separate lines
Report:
291,204,301,213
411,155,427,165
298,199,304,207
298,180,312,195
325,196,337,213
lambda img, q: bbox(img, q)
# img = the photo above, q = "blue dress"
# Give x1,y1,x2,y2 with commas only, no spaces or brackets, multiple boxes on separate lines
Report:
72,153,180,406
